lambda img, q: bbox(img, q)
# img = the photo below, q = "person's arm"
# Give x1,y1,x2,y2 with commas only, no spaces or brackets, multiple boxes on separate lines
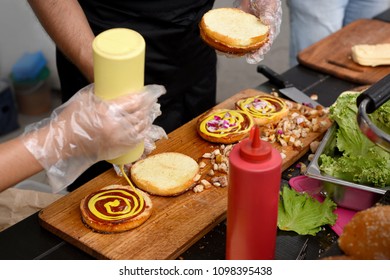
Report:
0,138,43,192
0,84,166,193
28,0,95,82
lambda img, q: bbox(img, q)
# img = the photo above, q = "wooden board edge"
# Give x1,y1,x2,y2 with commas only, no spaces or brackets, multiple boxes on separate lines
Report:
38,210,109,260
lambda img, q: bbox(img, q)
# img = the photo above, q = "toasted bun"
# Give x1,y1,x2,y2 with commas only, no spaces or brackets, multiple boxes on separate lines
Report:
197,108,254,144
338,205,390,259
199,8,269,55
80,185,152,233
130,152,199,196
235,95,289,126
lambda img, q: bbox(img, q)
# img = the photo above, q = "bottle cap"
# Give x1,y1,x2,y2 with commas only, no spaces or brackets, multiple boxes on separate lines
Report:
239,125,272,161
93,28,145,100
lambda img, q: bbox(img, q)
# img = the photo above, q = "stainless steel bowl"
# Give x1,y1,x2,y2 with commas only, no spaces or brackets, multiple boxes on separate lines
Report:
305,124,389,211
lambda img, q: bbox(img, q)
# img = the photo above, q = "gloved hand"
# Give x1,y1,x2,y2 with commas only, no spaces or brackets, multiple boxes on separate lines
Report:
22,84,166,193
235,0,282,64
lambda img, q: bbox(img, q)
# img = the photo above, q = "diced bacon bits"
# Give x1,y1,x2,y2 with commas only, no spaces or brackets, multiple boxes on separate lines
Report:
310,141,320,153
200,179,212,189
193,184,204,193
259,104,329,150
193,173,201,182
202,152,212,159
211,175,228,188
195,144,232,193
299,162,307,174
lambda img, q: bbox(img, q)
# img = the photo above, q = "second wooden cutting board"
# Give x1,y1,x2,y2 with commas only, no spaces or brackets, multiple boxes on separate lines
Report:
39,89,331,260
298,19,390,85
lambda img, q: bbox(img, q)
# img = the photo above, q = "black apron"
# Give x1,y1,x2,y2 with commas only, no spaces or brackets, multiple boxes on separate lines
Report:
58,0,217,191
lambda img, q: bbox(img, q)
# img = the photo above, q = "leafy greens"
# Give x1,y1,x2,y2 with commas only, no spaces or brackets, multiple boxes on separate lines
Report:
277,186,337,236
319,91,390,187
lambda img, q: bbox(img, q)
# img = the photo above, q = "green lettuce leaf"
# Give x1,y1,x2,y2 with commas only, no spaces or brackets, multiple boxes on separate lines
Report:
277,186,337,236
320,154,390,187
320,91,390,187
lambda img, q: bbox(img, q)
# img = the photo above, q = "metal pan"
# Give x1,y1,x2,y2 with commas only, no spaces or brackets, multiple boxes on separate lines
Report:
305,124,389,211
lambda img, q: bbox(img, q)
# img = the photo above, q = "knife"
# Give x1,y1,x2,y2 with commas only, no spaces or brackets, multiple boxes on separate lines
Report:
257,65,321,108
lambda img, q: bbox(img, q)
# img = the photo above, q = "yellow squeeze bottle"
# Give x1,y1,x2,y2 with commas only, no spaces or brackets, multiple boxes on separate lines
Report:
93,28,145,165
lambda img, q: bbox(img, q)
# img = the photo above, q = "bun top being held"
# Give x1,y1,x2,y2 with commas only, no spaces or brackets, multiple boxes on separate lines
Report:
199,8,269,55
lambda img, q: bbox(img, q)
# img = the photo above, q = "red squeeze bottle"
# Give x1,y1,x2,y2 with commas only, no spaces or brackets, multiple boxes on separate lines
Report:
226,125,282,260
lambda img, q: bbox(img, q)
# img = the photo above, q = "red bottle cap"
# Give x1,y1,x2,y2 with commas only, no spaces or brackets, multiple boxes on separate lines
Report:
239,125,272,161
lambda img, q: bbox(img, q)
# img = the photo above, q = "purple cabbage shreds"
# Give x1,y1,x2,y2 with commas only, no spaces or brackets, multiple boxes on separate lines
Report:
207,116,236,131
221,120,229,129
207,120,218,128
253,100,268,110
206,121,217,131
277,129,283,135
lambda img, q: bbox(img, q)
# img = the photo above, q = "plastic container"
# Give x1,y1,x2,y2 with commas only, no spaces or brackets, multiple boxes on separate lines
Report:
11,51,51,116
226,126,282,260
11,51,47,82
13,69,51,116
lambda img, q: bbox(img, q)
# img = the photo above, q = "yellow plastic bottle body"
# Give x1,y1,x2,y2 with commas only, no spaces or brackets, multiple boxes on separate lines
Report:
93,28,145,165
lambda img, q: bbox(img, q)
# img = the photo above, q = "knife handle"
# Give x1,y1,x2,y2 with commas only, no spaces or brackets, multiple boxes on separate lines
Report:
257,65,293,88
356,73,390,113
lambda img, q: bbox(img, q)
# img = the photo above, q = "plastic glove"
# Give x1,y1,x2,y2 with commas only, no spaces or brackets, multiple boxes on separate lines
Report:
113,122,167,178
235,0,282,64
22,84,166,193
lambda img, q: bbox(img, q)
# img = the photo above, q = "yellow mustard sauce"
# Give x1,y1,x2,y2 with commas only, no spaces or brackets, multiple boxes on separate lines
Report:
87,189,143,220
199,110,254,138
237,96,287,119
87,164,145,220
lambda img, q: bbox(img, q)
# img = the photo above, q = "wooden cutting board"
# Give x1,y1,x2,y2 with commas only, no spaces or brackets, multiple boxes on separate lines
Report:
298,19,390,85
39,89,331,260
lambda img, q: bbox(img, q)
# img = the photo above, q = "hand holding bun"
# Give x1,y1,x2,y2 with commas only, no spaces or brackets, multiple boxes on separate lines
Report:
238,0,283,63
199,8,270,55
202,1,283,63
